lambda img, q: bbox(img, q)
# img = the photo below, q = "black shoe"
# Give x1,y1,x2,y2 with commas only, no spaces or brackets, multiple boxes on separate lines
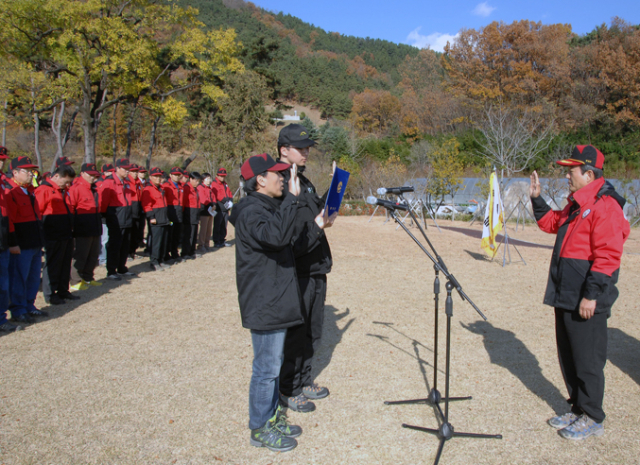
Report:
107,274,122,281
150,263,165,271
279,393,316,413
182,255,195,261
58,292,80,301
0,322,24,332
10,314,35,324
45,294,66,305
28,309,50,318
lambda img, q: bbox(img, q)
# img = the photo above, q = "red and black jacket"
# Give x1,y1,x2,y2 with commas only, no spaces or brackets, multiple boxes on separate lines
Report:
1,172,13,193
35,180,74,241
6,178,44,249
163,180,183,224
182,183,201,225
211,178,233,212
141,183,169,226
0,188,16,252
98,174,133,228
68,176,102,237
532,177,630,314
127,176,142,219
197,183,214,217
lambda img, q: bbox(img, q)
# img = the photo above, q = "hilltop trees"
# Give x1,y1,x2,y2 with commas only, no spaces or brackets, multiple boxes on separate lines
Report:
0,0,242,163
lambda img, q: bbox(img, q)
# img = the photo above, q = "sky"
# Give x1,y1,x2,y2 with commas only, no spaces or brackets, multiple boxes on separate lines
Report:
247,0,640,52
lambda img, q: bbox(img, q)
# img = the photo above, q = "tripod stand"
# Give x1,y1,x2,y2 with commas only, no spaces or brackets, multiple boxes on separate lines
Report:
383,200,502,465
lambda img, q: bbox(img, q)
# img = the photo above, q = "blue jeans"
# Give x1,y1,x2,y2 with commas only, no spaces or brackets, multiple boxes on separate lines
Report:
249,329,287,430
9,248,42,316
0,249,10,324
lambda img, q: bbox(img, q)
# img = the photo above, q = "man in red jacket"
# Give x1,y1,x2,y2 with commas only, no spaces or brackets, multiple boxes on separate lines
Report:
68,163,103,290
6,157,46,324
530,145,630,440
181,172,202,259
0,151,21,332
35,164,78,305
99,158,136,280
163,167,184,263
211,167,234,248
142,168,171,271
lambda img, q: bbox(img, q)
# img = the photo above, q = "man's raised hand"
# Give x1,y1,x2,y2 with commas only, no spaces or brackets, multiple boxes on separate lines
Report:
289,164,301,196
530,170,541,198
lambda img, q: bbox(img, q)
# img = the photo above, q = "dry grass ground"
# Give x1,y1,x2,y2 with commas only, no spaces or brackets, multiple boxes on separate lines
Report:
1,217,639,465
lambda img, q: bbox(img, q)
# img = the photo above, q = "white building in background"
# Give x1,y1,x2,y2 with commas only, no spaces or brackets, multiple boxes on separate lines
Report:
274,110,301,121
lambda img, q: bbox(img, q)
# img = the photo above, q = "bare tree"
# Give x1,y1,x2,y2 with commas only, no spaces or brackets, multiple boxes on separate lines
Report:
476,102,556,181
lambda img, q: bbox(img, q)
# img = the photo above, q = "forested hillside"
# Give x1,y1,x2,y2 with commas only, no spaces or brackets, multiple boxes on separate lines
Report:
182,0,419,117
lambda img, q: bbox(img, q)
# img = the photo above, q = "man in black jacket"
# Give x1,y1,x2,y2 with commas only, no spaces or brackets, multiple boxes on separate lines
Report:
276,124,336,413
229,153,312,452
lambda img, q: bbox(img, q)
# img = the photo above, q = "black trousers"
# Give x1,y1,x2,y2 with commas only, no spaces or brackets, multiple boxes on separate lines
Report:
129,216,145,254
165,222,182,260
42,238,73,299
106,225,131,276
555,308,608,423
71,236,101,284
148,224,169,266
280,275,327,397
212,210,228,245
181,223,198,257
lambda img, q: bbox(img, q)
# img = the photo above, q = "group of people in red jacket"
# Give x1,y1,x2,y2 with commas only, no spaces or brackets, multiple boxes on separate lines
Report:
0,147,234,333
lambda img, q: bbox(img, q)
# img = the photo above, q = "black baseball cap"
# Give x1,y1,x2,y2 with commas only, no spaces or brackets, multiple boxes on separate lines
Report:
115,158,132,169
241,153,290,180
102,163,115,173
55,156,75,167
149,167,164,176
170,167,183,175
10,156,39,170
278,124,316,148
0,146,9,159
557,145,605,170
81,163,100,176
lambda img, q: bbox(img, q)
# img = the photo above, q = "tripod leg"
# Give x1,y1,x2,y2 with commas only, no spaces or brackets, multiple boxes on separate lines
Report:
452,431,503,439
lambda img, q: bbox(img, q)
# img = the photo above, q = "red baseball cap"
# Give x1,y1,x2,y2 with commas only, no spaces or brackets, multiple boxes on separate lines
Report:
217,167,228,176
129,163,140,172
241,153,290,180
557,145,605,170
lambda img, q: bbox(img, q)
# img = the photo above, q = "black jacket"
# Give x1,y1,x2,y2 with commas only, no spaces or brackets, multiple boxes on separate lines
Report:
229,191,303,331
279,163,332,277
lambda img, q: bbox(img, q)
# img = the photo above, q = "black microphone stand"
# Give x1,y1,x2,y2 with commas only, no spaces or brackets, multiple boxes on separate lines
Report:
382,200,502,465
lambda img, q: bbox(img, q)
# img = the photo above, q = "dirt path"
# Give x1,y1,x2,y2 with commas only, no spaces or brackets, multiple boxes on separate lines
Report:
1,217,639,465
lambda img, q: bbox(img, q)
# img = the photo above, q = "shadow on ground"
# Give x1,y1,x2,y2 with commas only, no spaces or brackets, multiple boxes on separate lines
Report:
311,305,355,382
462,320,567,414
4,247,221,334
465,250,491,262
367,321,438,395
608,327,640,387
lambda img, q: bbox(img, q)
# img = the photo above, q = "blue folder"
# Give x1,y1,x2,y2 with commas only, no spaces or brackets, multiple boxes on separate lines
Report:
324,167,350,217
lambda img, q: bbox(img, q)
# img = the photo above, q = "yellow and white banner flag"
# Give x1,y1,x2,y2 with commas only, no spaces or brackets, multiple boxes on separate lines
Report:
481,172,504,258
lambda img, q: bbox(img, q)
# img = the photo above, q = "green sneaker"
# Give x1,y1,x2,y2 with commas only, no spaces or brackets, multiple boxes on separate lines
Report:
250,414,298,452
274,405,302,438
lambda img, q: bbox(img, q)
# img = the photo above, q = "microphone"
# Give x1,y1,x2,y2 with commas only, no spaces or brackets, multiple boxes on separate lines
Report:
377,186,414,195
367,196,410,211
